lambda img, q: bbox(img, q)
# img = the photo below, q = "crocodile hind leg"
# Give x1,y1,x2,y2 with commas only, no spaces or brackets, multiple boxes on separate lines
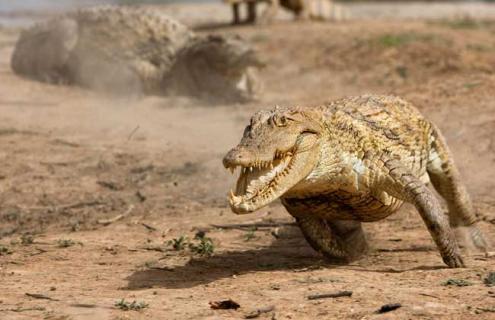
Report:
427,124,487,251
296,216,367,262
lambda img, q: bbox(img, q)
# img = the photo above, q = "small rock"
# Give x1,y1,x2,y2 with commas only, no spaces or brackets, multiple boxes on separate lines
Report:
377,303,402,313
484,272,495,286
209,299,240,310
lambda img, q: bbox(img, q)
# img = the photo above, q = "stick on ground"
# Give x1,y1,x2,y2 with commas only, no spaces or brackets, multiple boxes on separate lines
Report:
25,293,59,301
307,291,353,300
97,205,134,226
210,221,296,231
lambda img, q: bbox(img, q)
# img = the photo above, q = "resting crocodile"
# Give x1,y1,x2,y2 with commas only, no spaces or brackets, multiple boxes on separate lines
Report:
11,6,263,102
223,95,488,268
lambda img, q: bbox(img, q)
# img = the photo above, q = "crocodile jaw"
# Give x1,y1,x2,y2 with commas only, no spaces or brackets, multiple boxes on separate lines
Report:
225,134,319,214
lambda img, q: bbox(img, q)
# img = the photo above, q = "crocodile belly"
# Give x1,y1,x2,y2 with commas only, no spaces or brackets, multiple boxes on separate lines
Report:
282,191,404,222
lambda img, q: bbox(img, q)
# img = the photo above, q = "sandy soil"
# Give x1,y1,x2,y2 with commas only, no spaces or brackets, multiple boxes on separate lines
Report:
1,4,495,320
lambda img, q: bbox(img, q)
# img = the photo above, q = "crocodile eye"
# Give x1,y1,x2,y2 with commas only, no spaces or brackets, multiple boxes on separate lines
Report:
243,124,252,137
272,115,288,127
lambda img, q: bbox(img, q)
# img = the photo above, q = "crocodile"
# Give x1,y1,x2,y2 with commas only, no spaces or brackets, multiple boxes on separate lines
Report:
224,0,339,24
11,6,263,102
223,95,488,268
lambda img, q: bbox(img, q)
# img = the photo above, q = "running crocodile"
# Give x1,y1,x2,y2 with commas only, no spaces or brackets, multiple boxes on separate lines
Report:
223,95,487,267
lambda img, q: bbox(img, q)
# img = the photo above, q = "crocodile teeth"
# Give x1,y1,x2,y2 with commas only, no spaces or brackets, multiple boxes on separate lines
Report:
229,190,242,207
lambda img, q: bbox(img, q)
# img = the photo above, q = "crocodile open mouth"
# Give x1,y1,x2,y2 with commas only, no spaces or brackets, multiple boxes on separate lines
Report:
224,133,319,214
227,152,292,213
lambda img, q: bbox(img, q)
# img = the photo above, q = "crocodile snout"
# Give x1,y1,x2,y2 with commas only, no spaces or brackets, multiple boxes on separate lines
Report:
222,148,254,169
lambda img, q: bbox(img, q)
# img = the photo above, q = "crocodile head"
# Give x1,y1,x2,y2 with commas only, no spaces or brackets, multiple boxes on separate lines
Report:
223,107,324,214
173,34,264,102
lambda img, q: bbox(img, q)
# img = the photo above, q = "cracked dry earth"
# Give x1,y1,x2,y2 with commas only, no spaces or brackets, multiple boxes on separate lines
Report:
1,10,495,320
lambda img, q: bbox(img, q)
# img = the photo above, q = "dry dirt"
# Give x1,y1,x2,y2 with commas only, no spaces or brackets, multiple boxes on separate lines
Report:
1,5,495,320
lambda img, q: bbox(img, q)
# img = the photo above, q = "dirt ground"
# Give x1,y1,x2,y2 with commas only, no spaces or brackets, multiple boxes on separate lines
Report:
1,3,495,320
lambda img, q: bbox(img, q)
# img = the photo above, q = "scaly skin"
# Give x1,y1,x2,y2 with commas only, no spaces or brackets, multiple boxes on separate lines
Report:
11,6,262,102
223,95,488,268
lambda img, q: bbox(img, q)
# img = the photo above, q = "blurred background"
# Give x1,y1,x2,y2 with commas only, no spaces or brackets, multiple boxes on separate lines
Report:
4,0,495,26
1,1,494,319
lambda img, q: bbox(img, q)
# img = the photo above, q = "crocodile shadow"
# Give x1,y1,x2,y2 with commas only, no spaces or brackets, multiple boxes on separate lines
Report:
125,223,448,290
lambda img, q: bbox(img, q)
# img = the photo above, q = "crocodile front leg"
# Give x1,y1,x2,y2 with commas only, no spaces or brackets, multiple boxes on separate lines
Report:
378,157,465,268
232,3,241,24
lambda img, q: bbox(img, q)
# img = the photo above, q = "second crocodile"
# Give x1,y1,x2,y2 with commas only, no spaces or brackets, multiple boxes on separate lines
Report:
11,6,263,102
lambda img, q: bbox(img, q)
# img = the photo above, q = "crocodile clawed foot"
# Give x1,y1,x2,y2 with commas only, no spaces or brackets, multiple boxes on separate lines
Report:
443,253,465,268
